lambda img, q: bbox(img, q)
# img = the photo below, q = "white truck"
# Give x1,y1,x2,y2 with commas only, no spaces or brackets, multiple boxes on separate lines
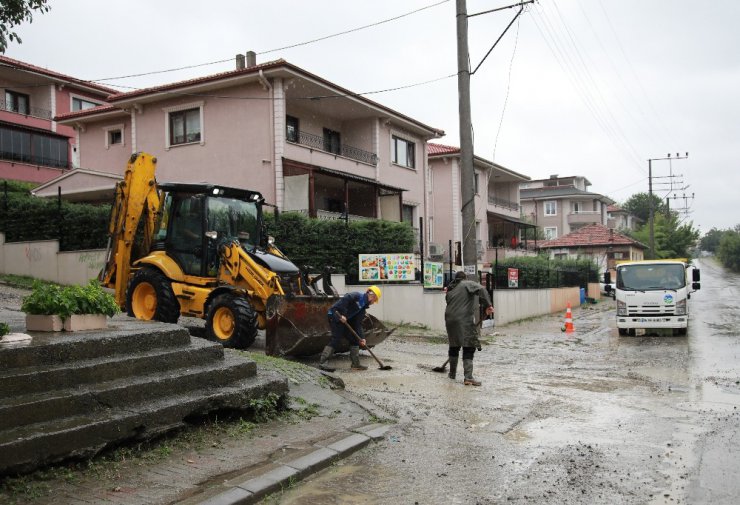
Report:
604,259,700,336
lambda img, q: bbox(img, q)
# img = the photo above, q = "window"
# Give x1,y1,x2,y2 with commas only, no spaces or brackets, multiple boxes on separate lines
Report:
72,97,100,111
103,124,124,149
286,116,299,143
544,201,557,216
573,201,583,213
402,204,414,224
0,124,68,168
4,90,30,115
163,102,204,149
544,227,557,240
474,173,480,194
170,108,201,145
392,135,415,168
323,128,341,154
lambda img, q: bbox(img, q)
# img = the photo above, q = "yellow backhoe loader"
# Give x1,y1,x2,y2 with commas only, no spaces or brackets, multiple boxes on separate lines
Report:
99,152,390,355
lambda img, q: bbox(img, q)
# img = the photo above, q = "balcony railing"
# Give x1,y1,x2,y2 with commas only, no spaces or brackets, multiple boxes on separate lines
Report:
488,195,519,211
285,209,373,222
290,130,378,165
0,100,52,120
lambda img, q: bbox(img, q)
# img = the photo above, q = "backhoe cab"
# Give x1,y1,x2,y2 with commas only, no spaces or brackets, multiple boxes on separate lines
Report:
99,153,390,355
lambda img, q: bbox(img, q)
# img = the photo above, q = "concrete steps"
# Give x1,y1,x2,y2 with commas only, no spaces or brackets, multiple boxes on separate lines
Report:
0,316,288,475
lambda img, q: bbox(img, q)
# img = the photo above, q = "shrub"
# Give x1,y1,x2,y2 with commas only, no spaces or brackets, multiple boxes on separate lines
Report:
21,280,120,319
0,322,9,337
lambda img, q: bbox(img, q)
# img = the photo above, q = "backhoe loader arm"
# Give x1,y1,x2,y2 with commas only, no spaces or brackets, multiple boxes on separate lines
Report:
99,153,161,307
217,239,285,305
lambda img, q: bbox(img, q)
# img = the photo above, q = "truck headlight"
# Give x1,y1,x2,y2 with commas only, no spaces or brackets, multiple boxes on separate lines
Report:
675,298,686,315
617,300,626,316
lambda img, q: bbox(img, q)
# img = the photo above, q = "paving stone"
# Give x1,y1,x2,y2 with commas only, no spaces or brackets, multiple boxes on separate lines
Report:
197,486,253,505
283,446,340,478
325,432,371,454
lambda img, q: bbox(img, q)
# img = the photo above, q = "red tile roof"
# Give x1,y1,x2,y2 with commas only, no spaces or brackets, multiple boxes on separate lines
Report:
0,55,118,94
539,224,645,249
428,143,460,155
55,104,119,121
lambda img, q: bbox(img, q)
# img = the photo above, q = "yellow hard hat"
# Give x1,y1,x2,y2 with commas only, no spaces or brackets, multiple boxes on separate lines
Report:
368,285,381,301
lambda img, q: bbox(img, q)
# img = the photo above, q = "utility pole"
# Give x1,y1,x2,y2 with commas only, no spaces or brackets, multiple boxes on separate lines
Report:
456,0,476,278
647,153,688,258
455,0,531,278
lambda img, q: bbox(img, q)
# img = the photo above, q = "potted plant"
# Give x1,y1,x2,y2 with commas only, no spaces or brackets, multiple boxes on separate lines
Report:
22,280,120,332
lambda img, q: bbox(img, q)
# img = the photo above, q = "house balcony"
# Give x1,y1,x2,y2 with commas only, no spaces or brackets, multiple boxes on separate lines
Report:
286,131,378,168
487,195,520,216
287,208,373,222
567,211,602,226
0,99,52,120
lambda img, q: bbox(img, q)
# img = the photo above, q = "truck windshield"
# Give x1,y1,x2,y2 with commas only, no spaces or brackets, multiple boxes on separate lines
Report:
616,264,685,291
207,197,260,249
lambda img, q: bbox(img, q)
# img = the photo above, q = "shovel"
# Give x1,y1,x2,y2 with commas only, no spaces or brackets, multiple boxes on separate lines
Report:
342,320,392,370
429,313,491,373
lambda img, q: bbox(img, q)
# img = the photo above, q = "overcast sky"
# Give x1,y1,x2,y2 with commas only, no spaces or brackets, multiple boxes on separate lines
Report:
7,0,739,234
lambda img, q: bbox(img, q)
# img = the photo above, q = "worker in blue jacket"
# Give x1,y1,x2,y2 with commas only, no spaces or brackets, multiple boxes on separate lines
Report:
319,285,381,372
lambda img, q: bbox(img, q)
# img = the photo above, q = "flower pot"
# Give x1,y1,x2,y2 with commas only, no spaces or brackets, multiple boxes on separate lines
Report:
63,314,108,332
25,314,64,332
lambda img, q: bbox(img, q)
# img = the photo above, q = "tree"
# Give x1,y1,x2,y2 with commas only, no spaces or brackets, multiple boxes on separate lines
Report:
717,230,740,272
700,227,726,253
0,0,50,53
622,192,668,223
628,213,699,259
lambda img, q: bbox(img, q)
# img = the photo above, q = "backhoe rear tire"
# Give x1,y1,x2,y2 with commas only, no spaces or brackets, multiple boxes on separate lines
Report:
126,267,180,323
206,293,258,349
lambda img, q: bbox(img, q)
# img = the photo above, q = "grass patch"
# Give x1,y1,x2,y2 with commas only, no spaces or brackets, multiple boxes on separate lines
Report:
0,274,39,290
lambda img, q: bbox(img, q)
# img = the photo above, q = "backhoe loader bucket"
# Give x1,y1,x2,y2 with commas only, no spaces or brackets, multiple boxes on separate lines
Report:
265,296,393,356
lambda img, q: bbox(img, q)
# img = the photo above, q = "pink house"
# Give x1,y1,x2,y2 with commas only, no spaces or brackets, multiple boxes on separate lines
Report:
41,56,443,234
427,143,532,267
0,55,116,183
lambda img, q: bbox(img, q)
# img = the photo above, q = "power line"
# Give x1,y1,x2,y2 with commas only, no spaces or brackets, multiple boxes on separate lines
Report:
86,1,450,84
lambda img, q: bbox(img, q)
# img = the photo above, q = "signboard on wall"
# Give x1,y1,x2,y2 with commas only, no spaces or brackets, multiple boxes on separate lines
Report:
423,262,444,289
359,253,416,282
508,268,519,288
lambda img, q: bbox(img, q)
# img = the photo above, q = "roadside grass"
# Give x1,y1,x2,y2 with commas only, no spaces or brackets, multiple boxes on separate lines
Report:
0,274,38,290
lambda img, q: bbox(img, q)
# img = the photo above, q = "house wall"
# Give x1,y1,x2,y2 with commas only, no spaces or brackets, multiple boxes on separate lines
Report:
428,157,454,255
77,116,133,172
377,125,427,215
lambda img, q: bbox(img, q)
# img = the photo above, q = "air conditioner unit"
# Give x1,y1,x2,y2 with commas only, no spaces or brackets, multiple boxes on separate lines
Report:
428,242,443,258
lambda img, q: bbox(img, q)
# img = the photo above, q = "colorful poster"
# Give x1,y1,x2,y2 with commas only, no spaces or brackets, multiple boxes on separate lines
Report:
359,253,416,282
508,268,519,288
424,262,445,288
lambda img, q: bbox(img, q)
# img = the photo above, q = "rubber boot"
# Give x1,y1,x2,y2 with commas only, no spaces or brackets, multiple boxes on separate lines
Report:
463,359,481,386
349,346,368,370
319,345,336,372
448,357,458,380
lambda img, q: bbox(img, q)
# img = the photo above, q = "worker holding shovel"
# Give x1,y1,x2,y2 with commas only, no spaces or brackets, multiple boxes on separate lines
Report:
319,285,382,372
445,271,494,386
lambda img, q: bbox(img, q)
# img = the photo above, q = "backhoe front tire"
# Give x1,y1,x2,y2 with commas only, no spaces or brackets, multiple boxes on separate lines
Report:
126,267,180,323
206,293,258,349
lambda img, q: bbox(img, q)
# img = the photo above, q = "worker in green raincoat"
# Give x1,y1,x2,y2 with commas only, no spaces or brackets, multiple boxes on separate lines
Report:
444,271,494,386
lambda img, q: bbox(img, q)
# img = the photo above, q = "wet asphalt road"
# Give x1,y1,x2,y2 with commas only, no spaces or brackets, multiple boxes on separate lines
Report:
275,257,740,505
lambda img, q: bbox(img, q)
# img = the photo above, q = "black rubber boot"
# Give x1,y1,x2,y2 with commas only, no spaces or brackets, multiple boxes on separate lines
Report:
349,346,368,370
463,359,481,386
319,345,336,372
448,357,458,380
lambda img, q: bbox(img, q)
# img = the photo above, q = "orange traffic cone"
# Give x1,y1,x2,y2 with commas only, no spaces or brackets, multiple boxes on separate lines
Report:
564,302,574,333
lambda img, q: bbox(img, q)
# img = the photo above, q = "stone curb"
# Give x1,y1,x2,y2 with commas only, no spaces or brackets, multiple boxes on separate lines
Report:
196,424,391,505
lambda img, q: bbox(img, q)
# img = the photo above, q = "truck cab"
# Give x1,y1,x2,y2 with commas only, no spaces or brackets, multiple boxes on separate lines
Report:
604,260,700,336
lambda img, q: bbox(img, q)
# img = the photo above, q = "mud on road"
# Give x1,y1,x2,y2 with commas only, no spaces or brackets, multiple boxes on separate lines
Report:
277,265,740,505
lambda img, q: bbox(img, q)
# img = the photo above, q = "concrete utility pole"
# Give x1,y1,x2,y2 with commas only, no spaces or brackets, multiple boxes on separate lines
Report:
455,0,476,278
647,153,688,258
455,0,531,279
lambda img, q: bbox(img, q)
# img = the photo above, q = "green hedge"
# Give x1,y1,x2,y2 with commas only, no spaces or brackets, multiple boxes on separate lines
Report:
264,212,416,274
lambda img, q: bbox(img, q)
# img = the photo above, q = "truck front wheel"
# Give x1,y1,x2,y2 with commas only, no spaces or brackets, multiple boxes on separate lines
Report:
126,267,180,323
618,328,628,336
206,293,258,349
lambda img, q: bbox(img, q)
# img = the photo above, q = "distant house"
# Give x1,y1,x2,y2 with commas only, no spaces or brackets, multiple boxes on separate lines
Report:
519,174,614,240
427,143,533,266
0,55,116,184
538,223,646,273
607,204,641,231
39,55,445,241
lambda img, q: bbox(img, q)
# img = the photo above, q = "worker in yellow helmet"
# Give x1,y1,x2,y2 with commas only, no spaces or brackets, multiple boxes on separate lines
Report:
319,286,381,372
